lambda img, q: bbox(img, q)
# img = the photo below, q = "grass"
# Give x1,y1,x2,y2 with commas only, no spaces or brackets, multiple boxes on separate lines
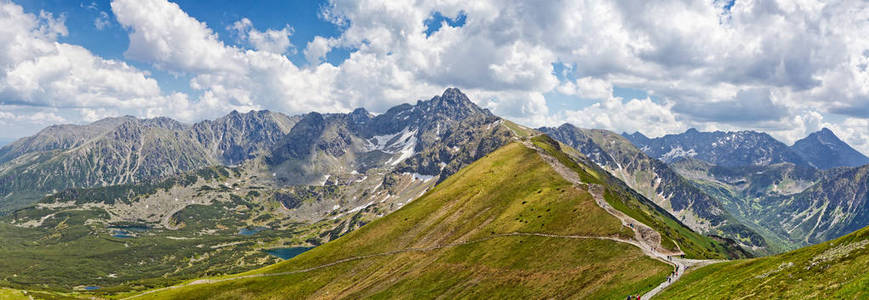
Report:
530,135,745,259
501,119,534,138
134,142,670,299
0,287,84,300
0,200,316,294
659,225,869,299
0,288,27,300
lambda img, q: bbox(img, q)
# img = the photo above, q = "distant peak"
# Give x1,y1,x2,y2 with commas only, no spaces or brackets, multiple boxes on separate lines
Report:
349,107,371,123
438,87,474,106
818,127,835,136
806,127,841,142
413,87,490,119
441,87,466,98
350,107,369,115
630,131,648,138
685,128,699,134
558,123,578,130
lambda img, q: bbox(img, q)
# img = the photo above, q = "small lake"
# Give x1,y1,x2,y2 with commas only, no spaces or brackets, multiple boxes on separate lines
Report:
238,226,269,236
108,225,149,238
112,230,135,238
263,247,313,260
84,286,101,291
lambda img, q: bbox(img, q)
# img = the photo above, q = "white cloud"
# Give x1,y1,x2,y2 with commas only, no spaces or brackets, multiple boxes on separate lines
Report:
0,1,164,110
303,36,338,65
229,18,295,55
557,76,613,100
4,0,869,155
561,96,684,138
111,0,244,74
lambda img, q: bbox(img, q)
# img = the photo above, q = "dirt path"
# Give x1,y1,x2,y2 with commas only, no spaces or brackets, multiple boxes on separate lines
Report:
524,140,722,299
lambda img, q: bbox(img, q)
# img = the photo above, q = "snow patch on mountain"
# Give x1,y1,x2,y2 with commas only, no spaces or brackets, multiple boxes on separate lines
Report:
660,147,697,162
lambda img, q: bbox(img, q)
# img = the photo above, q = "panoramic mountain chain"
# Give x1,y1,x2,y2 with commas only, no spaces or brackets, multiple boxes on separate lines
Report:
125,140,720,299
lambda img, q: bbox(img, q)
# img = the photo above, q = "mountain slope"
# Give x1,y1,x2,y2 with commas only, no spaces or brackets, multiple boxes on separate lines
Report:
791,128,869,170
265,88,508,187
131,138,743,299
541,125,767,252
621,128,869,251
0,111,299,212
755,164,869,245
669,158,822,251
0,89,516,292
624,128,809,167
0,88,509,214
659,225,869,299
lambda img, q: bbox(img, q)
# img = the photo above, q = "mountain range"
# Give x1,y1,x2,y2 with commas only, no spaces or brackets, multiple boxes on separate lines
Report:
0,88,867,298
620,127,869,250
539,125,767,252
0,88,517,291
623,127,869,170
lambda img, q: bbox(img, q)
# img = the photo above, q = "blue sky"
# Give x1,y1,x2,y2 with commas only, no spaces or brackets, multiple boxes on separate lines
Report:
1,0,868,153
13,0,348,95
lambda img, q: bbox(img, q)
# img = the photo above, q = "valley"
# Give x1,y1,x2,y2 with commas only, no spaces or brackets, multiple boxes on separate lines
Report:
124,137,737,299
0,89,866,299
2,0,866,298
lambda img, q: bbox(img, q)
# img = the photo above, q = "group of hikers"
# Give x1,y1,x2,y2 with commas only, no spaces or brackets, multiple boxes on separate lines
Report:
627,264,685,299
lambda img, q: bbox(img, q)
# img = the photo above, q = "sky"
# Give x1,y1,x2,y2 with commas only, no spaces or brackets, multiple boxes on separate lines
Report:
0,0,868,152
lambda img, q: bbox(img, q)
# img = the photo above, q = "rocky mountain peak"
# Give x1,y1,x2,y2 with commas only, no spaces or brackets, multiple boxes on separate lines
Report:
348,107,371,124
440,87,469,103
819,127,834,135
622,131,651,145
417,88,492,120
791,127,869,169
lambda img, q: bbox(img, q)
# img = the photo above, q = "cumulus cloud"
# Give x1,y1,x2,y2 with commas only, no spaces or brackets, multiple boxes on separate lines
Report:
4,0,869,154
111,0,244,74
673,88,789,123
0,1,172,113
557,77,613,100
105,0,869,152
303,36,338,65
229,18,295,54
561,96,683,138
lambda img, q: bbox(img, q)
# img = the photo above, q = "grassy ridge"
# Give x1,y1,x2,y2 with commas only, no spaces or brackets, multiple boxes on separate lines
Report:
530,135,747,259
660,226,869,299
137,142,671,299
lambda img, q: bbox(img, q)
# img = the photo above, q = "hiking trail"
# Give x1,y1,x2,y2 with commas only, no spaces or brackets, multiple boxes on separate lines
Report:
524,139,723,299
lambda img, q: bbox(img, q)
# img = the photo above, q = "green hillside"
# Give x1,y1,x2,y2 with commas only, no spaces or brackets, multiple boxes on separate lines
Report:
659,225,869,299
128,138,742,299
531,135,749,260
